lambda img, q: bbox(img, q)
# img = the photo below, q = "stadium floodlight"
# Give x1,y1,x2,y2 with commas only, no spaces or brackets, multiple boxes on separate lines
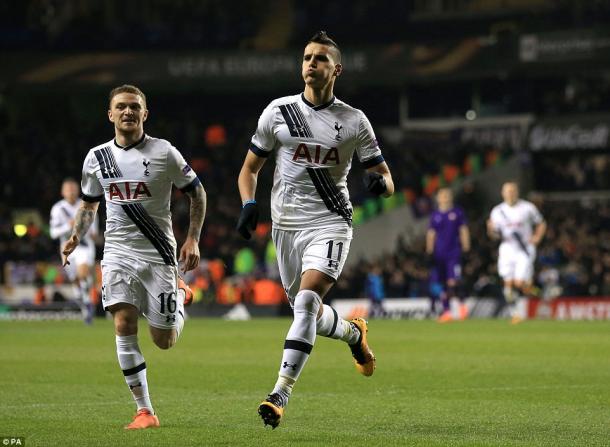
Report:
13,224,27,237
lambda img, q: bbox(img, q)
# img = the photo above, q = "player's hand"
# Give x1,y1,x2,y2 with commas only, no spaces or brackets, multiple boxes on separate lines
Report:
179,237,200,273
236,201,258,240
61,234,80,266
363,172,387,196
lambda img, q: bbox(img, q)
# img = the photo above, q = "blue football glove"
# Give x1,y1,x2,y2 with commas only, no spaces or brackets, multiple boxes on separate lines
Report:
236,201,258,240
363,172,387,196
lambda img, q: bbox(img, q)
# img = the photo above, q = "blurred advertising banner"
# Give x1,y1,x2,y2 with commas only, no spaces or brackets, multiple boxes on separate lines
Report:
520,29,610,63
331,298,430,320
528,115,610,151
4,30,610,87
527,298,610,320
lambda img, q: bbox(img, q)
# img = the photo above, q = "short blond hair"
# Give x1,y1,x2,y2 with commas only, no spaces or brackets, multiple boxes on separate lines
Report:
108,84,147,108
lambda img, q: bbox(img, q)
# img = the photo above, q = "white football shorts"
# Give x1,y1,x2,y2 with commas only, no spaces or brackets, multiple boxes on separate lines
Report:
497,242,536,283
273,226,352,305
101,255,182,330
63,242,96,282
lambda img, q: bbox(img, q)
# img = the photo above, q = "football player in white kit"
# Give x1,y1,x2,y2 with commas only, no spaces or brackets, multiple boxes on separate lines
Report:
487,182,546,323
62,85,206,430
237,32,395,428
50,178,98,324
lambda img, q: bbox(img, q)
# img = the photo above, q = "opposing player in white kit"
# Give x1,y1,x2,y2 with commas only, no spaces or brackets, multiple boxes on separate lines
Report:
62,85,206,430
237,31,395,428
487,182,546,323
50,178,99,324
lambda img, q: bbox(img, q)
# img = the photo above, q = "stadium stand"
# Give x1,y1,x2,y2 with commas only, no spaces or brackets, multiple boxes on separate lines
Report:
2,0,610,312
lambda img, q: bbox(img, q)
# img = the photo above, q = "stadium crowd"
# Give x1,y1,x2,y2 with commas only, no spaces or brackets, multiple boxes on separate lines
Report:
2,90,609,303
3,0,610,304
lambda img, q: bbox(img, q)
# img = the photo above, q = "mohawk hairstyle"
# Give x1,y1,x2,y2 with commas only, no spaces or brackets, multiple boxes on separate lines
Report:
307,31,341,63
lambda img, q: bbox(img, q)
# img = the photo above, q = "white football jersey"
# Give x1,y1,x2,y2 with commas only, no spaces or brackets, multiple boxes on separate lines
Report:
49,198,98,248
80,134,199,265
489,199,544,252
251,93,384,230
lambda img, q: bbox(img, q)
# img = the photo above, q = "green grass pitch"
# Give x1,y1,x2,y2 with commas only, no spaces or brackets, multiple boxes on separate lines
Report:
1,318,609,446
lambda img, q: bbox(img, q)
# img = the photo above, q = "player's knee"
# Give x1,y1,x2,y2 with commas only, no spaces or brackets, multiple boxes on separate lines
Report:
114,316,137,335
294,289,322,315
151,331,176,350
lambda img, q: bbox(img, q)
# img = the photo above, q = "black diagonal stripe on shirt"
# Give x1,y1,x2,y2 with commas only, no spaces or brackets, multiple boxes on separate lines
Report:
306,168,352,226
285,103,311,138
309,168,342,218
99,147,118,178
288,103,313,138
121,203,175,265
94,149,110,179
279,104,300,137
314,168,353,224
60,206,72,219
103,146,123,177
317,169,353,222
280,105,305,137
131,203,175,263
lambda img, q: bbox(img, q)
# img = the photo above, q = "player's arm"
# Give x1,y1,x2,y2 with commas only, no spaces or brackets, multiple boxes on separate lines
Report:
238,150,267,204
425,229,436,255
364,162,394,198
49,208,73,240
236,151,267,239
530,220,547,246
459,224,471,252
62,200,99,266
179,183,206,273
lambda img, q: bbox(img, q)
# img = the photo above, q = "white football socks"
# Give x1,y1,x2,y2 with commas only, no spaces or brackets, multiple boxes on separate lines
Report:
116,335,153,413
316,304,360,345
272,289,321,405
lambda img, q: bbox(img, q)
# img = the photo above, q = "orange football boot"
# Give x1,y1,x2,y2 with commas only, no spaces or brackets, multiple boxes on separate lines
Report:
124,409,159,430
349,318,376,376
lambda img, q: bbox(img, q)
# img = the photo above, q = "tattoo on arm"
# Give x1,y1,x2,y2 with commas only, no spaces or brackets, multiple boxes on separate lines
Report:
72,206,96,240
186,184,206,242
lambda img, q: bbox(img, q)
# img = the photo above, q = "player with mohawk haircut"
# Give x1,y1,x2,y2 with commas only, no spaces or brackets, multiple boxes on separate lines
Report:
237,31,395,428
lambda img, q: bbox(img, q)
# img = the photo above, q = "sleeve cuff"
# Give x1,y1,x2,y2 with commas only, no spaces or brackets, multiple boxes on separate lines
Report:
81,192,103,203
249,143,270,158
361,154,385,169
180,177,201,193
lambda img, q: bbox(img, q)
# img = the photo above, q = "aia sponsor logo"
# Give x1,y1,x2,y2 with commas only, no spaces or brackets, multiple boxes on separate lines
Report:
292,143,340,165
108,181,152,202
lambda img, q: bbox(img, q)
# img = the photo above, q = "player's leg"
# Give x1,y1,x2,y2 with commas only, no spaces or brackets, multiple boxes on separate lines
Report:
304,230,372,374
76,263,94,325
260,269,329,426
511,254,534,324
259,229,305,428
428,262,443,318
447,258,468,320
145,265,187,350
102,259,159,430
498,247,519,321
435,261,453,322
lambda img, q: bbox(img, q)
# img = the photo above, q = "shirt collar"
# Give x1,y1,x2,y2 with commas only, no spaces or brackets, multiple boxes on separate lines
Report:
114,133,146,151
300,93,335,111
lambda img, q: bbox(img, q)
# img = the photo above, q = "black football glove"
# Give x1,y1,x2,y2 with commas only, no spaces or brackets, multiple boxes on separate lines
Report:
363,172,387,196
236,201,258,240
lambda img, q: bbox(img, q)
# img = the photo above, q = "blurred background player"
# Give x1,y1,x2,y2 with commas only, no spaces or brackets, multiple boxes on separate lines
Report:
487,182,546,324
426,187,471,322
50,177,99,324
62,84,206,430
365,262,386,318
237,31,394,428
